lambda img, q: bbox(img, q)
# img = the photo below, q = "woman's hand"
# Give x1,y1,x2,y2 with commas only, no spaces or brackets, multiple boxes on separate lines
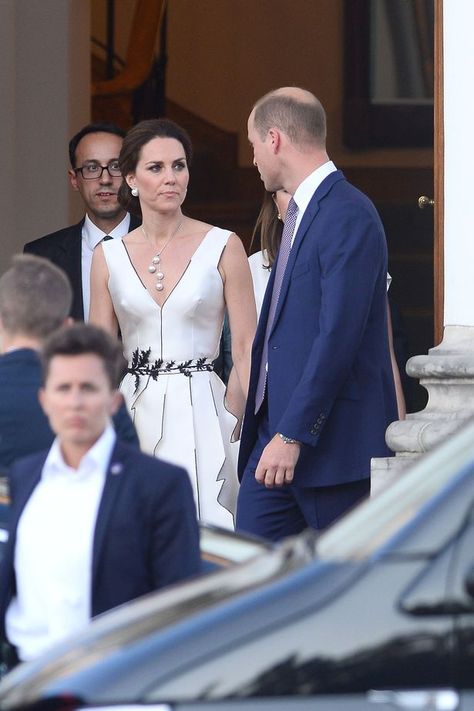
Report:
220,234,257,402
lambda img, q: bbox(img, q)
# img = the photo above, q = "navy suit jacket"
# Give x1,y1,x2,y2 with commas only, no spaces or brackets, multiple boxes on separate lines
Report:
238,171,397,487
0,439,200,635
0,349,138,471
24,214,141,320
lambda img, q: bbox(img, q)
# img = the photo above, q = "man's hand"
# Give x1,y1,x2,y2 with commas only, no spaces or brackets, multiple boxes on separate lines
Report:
255,434,301,488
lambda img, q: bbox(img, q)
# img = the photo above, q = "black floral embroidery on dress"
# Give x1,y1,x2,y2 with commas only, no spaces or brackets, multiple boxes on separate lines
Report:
128,348,214,394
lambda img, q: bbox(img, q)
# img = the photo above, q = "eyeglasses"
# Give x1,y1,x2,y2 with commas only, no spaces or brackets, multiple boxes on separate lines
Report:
74,161,122,180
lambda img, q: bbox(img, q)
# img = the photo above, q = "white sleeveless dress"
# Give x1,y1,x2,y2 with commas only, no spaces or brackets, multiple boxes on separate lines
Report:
102,227,239,529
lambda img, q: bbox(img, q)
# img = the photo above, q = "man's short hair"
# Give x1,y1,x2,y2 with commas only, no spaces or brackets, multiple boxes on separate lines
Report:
253,90,327,148
68,122,126,168
41,323,124,389
0,255,72,339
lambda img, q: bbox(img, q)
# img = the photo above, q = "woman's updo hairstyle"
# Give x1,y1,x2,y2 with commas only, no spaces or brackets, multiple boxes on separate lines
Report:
118,118,193,217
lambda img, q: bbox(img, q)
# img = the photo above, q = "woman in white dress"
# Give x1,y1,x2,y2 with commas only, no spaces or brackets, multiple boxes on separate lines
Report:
90,119,256,529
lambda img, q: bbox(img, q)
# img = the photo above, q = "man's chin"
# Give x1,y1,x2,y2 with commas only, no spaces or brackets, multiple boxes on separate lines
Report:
63,431,102,450
91,206,126,222
261,177,280,193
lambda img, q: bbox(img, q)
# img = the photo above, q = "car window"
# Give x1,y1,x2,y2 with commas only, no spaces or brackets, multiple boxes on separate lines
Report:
399,502,474,616
145,572,453,703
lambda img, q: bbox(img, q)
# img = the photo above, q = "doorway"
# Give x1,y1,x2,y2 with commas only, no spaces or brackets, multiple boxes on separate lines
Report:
343,0,438,413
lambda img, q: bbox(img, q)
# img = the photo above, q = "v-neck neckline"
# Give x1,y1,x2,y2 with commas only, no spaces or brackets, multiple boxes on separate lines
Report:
120,227,215,310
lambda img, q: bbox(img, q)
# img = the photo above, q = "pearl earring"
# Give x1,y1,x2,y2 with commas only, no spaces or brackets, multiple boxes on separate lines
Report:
131,187,139,197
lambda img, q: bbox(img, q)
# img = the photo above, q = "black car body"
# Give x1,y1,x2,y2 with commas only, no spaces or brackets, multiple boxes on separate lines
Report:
1,419,474,710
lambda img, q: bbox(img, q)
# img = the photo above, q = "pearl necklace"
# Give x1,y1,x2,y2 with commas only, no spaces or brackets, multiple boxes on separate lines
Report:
142,221,183,291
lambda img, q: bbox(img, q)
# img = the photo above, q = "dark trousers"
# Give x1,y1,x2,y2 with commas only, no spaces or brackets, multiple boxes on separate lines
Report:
0,640,20,678
236,406,370,542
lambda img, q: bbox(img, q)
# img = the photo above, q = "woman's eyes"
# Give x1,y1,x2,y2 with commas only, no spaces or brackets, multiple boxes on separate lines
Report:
147,162,186,172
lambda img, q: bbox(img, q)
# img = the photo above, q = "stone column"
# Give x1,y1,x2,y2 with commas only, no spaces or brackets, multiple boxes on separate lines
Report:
372,0,474,494
0,0,90,267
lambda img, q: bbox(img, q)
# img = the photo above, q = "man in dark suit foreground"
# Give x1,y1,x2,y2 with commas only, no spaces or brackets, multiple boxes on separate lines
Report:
0,322,200,668
0,255,137,471
237,88,397,541
24,122,140,321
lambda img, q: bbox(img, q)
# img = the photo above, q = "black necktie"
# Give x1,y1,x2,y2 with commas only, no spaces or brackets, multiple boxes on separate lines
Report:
103,234,113,241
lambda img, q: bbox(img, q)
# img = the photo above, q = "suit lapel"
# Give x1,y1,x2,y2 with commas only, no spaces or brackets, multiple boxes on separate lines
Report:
55,220,84,320
68,213,139,321
269,171,345,334
11,462,45,526
2,459,45,602
255,264,277,343
91,441,128,584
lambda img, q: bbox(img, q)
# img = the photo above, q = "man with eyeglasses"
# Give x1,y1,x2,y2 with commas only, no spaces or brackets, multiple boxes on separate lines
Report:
24,123,140,321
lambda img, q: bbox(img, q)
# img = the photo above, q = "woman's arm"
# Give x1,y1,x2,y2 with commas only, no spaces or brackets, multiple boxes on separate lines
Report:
89,244,119,336
387,299,406,420
219,234,257,416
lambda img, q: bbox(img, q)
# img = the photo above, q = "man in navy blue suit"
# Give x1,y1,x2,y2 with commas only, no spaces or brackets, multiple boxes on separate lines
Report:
236,88,397,541
0,323,200,667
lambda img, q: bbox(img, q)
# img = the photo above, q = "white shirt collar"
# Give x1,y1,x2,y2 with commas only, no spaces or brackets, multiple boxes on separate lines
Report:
82,213,131,252
293,160,337,215
43,423,117,479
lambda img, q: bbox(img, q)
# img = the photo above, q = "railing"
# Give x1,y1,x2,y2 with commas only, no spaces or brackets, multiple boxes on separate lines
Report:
91,0,168,123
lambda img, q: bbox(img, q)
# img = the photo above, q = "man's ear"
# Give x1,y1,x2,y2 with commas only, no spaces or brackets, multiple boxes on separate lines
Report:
268,128,281,154
68,169,79,192
38,387,47,414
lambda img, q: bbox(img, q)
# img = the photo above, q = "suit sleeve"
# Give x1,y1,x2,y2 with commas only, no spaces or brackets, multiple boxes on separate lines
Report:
148,464,201,589
112,404,140,447
23,235,53,257
23,240,39,254
277,202,386,446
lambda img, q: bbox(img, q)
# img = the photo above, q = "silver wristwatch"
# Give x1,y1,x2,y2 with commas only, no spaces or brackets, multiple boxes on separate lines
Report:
277,432,299,445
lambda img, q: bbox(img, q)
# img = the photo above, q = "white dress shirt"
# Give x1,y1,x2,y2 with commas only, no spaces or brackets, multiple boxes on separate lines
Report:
6,425,116,661
82,213,131,320
291,160,337,245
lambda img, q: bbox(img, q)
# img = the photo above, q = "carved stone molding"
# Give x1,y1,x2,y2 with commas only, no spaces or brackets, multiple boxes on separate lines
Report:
372,326,474,494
